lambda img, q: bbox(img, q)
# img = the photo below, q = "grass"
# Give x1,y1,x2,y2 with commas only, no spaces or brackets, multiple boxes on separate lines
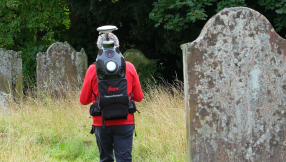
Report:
0,80,186,162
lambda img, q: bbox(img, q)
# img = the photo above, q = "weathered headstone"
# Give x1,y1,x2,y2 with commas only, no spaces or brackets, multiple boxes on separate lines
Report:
0,49,22,110
181,7,286,161
123,49,157,84
0,91,10,113
123,49,153,67
37,42,87,94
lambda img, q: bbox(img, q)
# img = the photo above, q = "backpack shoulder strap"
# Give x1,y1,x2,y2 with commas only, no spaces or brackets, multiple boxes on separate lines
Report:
91,62,99,103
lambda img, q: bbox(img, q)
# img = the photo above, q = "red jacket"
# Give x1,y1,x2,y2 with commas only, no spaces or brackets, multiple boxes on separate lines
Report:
80,61,143,126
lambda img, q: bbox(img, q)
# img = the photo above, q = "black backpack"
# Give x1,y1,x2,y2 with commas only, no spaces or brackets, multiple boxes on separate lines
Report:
90,44,138,128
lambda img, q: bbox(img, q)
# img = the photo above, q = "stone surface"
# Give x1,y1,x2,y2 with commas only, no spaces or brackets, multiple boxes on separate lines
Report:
123,49,157,82
0,91,10,113
0,48,22,110
181,7,286,162
123,49,153,67
36,42,87,94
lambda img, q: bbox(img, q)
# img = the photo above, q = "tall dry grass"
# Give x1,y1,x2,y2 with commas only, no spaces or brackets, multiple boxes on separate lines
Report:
0,80,186,162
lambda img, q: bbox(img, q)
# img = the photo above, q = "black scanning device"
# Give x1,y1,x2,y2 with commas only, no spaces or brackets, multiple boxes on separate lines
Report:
96,40,125,80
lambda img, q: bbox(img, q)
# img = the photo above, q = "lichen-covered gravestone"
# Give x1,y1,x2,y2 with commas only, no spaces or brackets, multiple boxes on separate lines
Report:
37,42,87,95
123,49,157,84
181,7,286,162
0,49,22,110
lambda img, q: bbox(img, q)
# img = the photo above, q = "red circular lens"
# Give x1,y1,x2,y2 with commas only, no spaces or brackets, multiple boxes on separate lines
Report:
100,69,105,75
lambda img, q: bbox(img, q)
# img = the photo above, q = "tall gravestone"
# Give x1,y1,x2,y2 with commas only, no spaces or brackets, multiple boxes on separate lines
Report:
37,42,87,94
0,49,22,110
181,7,286,161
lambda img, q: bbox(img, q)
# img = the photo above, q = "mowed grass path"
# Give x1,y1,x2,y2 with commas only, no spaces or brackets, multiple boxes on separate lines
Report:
0,81,186,162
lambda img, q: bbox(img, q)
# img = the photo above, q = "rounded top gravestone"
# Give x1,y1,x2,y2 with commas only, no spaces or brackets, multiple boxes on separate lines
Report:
123,49,157,85
36,42,87,95
181,7,286,162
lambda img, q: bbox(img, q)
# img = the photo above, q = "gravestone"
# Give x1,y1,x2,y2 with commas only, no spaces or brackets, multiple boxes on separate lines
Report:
123,49,157,84
0,49,22,110
181,7,286,162
0,91,10,113
37,42,87,94
123,49,154,67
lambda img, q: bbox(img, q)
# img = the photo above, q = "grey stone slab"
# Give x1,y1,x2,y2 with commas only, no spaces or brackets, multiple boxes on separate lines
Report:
123,49,157,82
181,7,286,162
36,42,87,95
0,48,22,111
0,91,10,113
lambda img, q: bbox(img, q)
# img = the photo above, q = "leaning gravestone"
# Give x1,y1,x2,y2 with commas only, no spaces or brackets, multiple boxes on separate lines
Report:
37,42,87,95
123,49,154,67
181,7,286,162
0,49,22,110
123,49,157,84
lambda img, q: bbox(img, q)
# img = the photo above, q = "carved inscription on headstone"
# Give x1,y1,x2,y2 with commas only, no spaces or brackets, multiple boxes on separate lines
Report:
181,7,286,162
0,49,22,110
36,42,87,94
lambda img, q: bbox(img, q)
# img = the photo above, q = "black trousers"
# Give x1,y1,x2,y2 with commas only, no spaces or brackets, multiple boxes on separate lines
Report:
93,125,135,162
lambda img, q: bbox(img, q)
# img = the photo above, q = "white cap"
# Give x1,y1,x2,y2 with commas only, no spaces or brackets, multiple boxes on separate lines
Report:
97,25,118,34
103,40,115,44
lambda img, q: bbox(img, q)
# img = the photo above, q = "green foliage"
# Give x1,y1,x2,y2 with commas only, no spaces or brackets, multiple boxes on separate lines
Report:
0,0,70,87
216,0,246,12
22,44,47,86
149,0,217,31
257,0,286,33
148,0,286,36
0,0,69,47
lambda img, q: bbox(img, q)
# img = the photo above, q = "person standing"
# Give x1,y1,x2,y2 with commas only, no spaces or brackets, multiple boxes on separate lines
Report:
80,52,143,161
